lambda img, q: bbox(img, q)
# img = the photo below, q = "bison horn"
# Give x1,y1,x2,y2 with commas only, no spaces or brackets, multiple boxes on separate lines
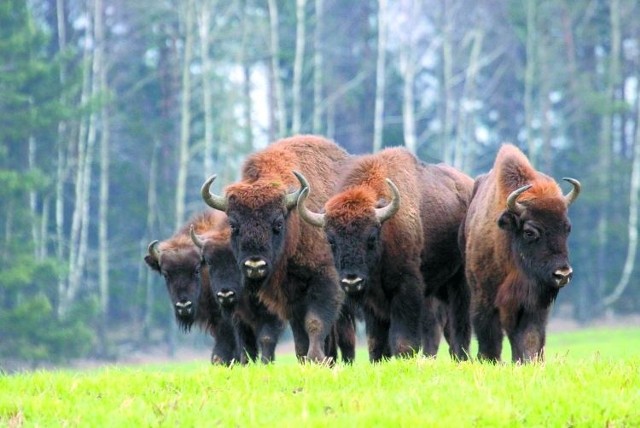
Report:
562,177,581,206
505,184,532,214
285,171,307,210
190,225,205,249
296,187,326,228
374,179,401,223
201,174,228,212
148,240,161,261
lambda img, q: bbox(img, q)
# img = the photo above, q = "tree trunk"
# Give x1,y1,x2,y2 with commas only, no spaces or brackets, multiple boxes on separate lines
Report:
596,0,620,307
440,0,454,163
291,0,306,134
175,0,194,231
198,0,214,177
312,0,324,134
62,0,94,317
142,139,160,342
372,0,387,152
240,0,253,151
95,0,111,356
453,29,483,172
267,0,287,138
28,134,40,260
524,0,537,164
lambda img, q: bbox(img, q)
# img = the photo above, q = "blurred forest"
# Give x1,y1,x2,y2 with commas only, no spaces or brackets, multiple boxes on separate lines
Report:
2,0,640,365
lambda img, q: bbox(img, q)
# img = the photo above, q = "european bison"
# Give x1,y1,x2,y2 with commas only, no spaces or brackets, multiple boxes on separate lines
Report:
296,147,474,361
144,210,239,364
460,144,580,362
190,225,286,363
200,135,351,363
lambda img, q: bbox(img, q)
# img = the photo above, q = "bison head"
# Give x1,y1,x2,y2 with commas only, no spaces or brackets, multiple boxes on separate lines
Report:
497,178,581,289
201,174,302,290
144,240,203,332
191,226,241,312
296,173,400,297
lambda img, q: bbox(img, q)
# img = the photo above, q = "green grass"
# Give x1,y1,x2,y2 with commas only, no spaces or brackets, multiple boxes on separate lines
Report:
2,327,639,427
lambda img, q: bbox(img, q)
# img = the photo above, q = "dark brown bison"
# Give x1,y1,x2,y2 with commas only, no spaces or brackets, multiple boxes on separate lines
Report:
296,147,474,361
460,144,580,363
200,135,351,363
190,225,286,363
144,210,241,365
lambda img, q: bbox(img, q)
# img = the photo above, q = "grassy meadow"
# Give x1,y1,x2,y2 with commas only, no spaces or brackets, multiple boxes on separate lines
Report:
1,327,639,427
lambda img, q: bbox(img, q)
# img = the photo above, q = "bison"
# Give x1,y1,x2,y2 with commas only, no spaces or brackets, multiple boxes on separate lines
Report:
200,135,351,363
296,147,474,361
190,225,286,364
144,210,241,364
460,144,581,363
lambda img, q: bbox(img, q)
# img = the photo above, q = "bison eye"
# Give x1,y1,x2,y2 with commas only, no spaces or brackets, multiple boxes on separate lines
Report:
273,220,284,234
327,236,336,251
367,233,378,250
522,227,539,242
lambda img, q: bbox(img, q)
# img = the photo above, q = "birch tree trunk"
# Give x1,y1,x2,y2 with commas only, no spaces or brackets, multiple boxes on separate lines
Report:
291,0,306,134
312,0,324,134
95,0,111,355
596,0,619,303
267,0,287,138
55,0,68,315
142,139,160,341
440,0,454,163
524,0,537,164
453,29,483,172
372,0,387,152
62,0,94,317
175,0,194,231
198,0,214,177
240,0,253,150
28,134,40,260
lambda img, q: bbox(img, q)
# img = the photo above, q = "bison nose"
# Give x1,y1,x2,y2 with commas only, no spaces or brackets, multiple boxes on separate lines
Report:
216,289,237,307
243,257,268,279
340,274,364,295
175,300,193,316
553,267,573,287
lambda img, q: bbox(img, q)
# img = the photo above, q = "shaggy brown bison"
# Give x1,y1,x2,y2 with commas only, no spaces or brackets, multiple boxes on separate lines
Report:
460,144,581,363
190,225,286,363
144,210,240,364
200,135,351,363
296,147,474,361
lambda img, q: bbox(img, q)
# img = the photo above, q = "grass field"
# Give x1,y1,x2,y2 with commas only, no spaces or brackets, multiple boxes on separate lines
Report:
1,327,639,427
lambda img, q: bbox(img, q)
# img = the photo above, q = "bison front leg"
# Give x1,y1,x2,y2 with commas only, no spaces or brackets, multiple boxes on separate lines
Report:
388,283,422,358
507,309,549,363
445,269,471,360
211,317,240,365
473,306,503,363
235,320,258,364
421,296,443,357
289,315,310,362
364,309,391,362
257,316,284,364
336,304,357,363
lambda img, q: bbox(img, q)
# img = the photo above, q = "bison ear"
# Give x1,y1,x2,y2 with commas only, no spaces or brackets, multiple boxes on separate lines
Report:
144,255,161,272
497,211,519,231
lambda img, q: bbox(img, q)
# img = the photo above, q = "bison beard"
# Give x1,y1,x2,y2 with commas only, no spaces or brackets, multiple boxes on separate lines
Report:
461,144,580,363
201,135,351,364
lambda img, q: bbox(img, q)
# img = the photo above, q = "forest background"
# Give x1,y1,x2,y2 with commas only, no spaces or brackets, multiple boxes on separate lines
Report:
2,0,639,367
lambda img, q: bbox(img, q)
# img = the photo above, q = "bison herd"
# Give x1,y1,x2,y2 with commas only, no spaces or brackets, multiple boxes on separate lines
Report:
144,135,581,365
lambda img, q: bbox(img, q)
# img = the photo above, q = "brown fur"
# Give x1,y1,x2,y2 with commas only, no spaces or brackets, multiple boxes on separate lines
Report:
462,143,576,363
316,147,474,360
212,135,351,363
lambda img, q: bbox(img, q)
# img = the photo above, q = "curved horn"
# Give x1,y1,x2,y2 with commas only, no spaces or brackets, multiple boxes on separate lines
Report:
189,225,205,249
296,187,326,228
147,240,161,261
285,170,306,210
201,174,228,212
374,179,401,223
562,177,581,206
506,184,532,214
